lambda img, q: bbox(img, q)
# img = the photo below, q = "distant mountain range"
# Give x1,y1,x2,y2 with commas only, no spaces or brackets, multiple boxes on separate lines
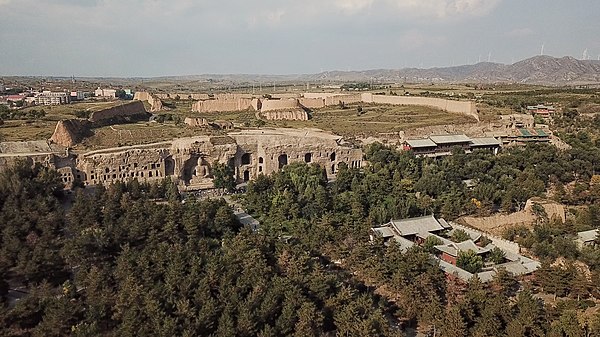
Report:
154,56,600,86
18,55,600,86
304,56,600,85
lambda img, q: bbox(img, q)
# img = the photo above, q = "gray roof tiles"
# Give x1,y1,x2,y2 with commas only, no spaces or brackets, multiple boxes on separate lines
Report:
577,229,599,242
405,138,437,148
429,134,472,144
389,215,446,236
470,137,501,147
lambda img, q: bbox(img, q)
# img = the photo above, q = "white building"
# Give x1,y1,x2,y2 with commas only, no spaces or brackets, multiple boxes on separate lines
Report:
35,91,70,105
94,87,117,98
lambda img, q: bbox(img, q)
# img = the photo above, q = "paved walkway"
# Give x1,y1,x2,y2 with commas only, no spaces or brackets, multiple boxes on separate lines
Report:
223,195,260,231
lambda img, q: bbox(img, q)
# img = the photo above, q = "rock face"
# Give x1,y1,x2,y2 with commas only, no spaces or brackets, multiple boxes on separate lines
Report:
36,128,363,189
134,92,163,112
49,119,91,147
89,101,150,125
49,101,150,147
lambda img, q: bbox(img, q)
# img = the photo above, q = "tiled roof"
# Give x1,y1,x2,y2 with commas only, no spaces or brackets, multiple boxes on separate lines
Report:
389,215,446,236
470,137,501,147
577,229,599,242
429,134,472,144
372,227,396,238
405,138,437,148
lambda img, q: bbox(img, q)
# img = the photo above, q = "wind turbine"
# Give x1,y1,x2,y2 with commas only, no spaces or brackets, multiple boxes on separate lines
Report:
540,43,545,56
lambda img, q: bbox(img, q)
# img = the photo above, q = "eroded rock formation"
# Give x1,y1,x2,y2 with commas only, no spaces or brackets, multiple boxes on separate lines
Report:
49,101,150,147
33,128,363,189
89,101,150,125
134,91,164,112
49,119,92,147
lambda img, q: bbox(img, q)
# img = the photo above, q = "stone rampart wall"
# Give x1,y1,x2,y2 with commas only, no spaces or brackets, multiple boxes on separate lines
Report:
260,99,300,112
324,94,363,106
299,98,325,109
273,93,301,99
365,94,478,120
303,93,345,99
192,98,255,112
155,93,210,100
214,93,254,100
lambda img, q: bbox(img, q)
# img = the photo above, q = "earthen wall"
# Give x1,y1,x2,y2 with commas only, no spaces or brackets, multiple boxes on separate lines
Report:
192,98,255,112
366,94,478,120
299,98,325,109
324,94,362,106
260,99,300,112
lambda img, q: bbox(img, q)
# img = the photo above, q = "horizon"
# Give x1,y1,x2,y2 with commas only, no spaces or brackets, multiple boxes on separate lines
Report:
1,54,598,79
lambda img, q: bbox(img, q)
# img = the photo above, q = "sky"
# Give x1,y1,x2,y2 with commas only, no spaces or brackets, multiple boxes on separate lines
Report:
1,0,600,77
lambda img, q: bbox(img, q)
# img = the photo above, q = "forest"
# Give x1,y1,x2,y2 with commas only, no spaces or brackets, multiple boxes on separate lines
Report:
1,124,600,335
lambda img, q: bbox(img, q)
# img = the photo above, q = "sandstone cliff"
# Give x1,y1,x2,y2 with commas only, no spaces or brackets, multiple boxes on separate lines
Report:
134,92,164,112
49,119,92,147
49,101,149,147
89,101,150,125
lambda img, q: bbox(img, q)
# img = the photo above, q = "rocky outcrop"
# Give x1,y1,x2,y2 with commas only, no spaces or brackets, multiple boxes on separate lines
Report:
89,101,150,125
49,101,149,147
10,128,364,189
134,92,163,112
49,119,92,147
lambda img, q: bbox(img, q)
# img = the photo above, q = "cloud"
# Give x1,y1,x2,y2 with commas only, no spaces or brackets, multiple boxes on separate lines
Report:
398,30,447,50
335,0,375,13
332,0,501,19
247,9,287,28
505,27,535,37
0,0,11,5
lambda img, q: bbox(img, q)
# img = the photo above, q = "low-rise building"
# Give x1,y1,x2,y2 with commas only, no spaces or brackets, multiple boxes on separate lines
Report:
403,138,438,156
429,134,472,153
470,137,502,155
500,128,551,146
94,87,117,98
403,134,502,157
527,104,556,117
6,94,27,103
35,91,70,105
575,229,599,248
